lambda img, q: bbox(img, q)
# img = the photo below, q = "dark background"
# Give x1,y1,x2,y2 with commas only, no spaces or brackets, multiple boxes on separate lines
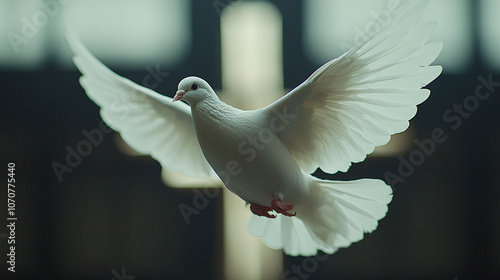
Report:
1,0,499,279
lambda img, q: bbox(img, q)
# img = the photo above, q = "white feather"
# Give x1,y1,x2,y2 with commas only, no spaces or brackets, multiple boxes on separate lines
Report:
66,31,217,179
249,178,392,256
264,0,442,175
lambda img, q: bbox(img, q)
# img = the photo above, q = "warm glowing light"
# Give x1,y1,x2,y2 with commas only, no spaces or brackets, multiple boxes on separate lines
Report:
220,2,284,280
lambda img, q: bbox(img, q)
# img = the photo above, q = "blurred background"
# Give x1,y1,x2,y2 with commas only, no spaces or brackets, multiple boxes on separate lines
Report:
0,0,499,279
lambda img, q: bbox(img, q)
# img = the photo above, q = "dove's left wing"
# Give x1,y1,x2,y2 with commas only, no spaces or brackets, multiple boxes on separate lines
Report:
66,32,217,179
265,1,442,174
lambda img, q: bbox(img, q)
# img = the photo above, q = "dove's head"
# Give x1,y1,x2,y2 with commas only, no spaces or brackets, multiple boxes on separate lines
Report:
173,76,217,105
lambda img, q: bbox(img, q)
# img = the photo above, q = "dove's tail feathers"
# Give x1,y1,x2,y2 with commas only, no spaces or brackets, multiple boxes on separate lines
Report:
247,178,392,256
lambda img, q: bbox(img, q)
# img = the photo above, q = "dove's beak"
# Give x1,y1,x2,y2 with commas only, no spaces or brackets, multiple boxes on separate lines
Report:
172,90,186,102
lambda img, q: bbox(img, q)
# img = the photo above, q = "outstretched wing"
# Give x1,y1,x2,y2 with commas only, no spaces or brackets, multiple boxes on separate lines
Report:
66,31,217,179
265,0,442,174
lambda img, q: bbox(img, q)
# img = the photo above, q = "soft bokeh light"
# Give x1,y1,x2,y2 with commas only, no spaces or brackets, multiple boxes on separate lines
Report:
0,1,48,68
479,0,500,71
304,0,472,73
0,0,190,69
60,0,190,68
220,2,284,280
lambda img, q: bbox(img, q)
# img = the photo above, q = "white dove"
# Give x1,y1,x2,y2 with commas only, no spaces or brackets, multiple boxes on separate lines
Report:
67,0,442,256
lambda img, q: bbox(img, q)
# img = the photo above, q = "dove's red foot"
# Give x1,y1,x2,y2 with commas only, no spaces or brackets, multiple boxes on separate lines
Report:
271,198,296,217
250,203,276,218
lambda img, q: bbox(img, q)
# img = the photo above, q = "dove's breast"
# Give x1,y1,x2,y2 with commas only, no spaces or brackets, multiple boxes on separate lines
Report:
192,101,309,206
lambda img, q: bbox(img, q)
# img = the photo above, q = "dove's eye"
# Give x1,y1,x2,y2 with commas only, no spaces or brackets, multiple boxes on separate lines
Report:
191,83,199,90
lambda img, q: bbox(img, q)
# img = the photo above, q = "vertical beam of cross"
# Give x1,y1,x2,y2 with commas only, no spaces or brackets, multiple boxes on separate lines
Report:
218,2,286,280
161,2,287,279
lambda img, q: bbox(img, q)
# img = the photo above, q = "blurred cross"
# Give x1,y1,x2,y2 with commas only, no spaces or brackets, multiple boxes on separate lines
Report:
218,3,286,280
163,2,286,280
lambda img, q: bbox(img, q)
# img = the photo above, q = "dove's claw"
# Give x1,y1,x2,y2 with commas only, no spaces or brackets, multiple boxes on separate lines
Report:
250,203,276,218
250,199,296,218
271,198,296,217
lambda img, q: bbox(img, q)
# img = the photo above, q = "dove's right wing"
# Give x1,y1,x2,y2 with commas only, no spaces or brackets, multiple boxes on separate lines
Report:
66,32,217,179
264,0,442,175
